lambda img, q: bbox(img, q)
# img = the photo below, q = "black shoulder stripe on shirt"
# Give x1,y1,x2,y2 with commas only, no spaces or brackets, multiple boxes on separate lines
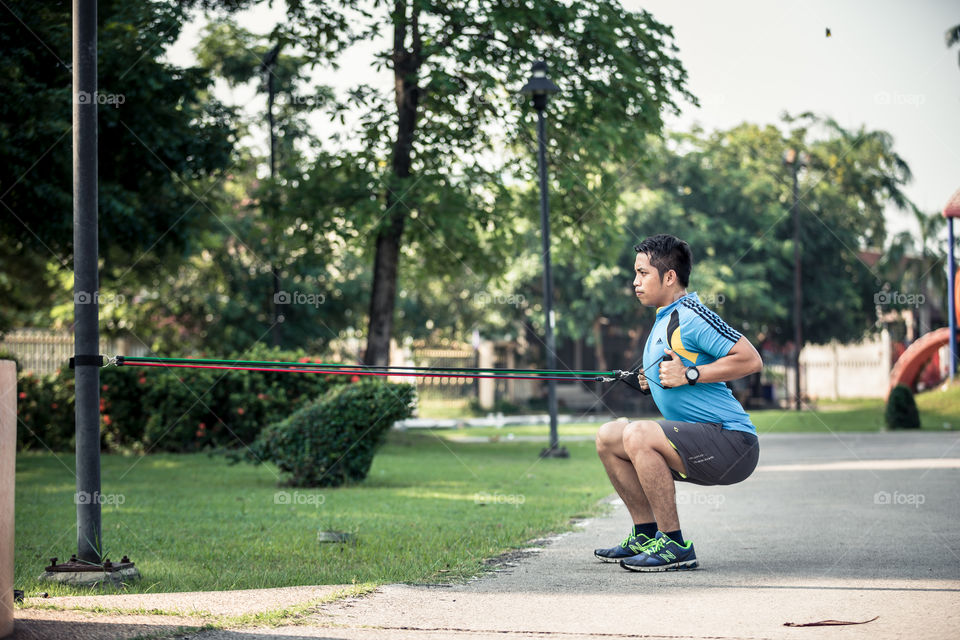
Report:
681,300,741,343
683,301,741,342
689,306,741,342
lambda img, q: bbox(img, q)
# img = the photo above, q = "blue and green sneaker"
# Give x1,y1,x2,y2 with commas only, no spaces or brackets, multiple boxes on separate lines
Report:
594,531,655,563
619,531,698,571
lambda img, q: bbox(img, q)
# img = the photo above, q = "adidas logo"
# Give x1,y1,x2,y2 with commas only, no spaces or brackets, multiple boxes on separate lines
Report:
655,338,663,345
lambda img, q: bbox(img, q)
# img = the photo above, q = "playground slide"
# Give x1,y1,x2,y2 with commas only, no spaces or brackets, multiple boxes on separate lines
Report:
887,269,960,398
886,327,951,398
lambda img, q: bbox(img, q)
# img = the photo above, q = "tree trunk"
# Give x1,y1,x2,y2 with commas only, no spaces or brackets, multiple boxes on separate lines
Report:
363,0,421,366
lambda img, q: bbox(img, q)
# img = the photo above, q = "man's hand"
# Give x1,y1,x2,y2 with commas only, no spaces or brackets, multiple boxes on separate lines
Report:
636,367,650,392
659,348,687,388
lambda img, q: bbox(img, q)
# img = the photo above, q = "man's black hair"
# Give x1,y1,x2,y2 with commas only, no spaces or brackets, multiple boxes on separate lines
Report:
633,234,693,287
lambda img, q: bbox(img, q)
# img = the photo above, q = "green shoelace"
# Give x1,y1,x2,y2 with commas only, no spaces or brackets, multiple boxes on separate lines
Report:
644,536,669,555
621,532,656,554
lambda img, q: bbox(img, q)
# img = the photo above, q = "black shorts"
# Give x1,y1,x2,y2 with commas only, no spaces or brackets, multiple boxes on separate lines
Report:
657,420,759,486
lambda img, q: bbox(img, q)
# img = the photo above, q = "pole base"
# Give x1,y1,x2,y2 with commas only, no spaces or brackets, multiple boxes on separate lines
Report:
539,445,570,459
39,555,140,588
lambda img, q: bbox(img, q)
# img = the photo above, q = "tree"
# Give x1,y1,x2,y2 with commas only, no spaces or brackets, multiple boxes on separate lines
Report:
879,205,948,338
281,0,694,365
496,115,916,369
0,0,235,332
620,116,914,347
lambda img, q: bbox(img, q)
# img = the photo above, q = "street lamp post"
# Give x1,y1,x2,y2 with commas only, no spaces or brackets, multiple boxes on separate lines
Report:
521,61,567,458
783,149,807,411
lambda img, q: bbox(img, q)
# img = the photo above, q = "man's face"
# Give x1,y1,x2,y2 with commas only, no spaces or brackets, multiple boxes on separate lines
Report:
633,252,668,307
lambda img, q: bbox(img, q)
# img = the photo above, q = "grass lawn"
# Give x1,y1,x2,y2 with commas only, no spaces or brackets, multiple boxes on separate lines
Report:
914,381,960,429
14,432,612,597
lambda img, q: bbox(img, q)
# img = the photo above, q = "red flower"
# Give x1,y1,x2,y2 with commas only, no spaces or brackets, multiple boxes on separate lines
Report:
51,402,58,409
198,422,206,430
18,392,26,399
138,377,146,384
102,415,112,425
101,384,109,391
257,393,266,400
195,430,204,438
350,375,360,383
236,408,245,416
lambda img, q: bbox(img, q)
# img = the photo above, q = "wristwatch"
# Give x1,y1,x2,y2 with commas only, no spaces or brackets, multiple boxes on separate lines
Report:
685,366,700,385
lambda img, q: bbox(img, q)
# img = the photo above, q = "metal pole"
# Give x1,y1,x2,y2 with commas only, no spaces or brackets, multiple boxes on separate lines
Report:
73,0,102,563
948,218,956,381
792,162,803,411
536,105,562,456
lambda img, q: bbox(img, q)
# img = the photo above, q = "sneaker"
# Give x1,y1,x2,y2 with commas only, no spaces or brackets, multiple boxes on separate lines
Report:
619,531,698,571
594,531,655,563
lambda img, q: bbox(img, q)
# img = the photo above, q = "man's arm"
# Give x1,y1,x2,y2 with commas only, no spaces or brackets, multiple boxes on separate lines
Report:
660,336,762,387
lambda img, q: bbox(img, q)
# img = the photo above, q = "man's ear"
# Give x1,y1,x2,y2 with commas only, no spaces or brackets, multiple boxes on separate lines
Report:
663,269,677,287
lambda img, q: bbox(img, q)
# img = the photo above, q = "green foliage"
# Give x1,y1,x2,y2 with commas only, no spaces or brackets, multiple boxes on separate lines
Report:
16,370,75,452
515,114,915,355
250,381,416,487
107,346,349,452
277,0,695,359
885,384,920,430
14,345,348,453
0,0,235,332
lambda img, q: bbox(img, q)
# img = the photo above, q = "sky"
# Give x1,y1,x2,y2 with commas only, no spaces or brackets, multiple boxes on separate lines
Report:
167,0,960,240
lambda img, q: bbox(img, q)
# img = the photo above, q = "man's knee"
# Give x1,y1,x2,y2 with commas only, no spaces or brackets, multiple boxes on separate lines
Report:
595,418,628,453
622,420,662,455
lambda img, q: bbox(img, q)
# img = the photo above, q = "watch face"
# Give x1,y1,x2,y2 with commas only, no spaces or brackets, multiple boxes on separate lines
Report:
686,367,699,381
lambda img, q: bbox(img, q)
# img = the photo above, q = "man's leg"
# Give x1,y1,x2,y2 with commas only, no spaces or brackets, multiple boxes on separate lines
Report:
618,420,699,571
595,418,655,524
621,420,687,533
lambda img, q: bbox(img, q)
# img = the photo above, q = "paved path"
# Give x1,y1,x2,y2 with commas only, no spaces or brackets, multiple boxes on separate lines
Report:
15,432,960,639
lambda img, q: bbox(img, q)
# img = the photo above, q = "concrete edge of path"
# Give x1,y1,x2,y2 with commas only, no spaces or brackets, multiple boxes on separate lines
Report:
17,583,368,621
14,584,382,640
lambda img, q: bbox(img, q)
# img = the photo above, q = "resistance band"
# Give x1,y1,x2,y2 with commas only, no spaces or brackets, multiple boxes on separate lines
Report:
112,355,614,383
76,354,674,391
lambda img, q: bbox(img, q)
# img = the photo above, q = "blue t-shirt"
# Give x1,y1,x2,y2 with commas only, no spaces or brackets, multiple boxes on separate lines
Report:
642,292,756,434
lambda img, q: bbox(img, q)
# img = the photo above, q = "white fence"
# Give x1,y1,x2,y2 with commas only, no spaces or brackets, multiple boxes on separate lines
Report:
799,330,892,400
0,329,148,375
